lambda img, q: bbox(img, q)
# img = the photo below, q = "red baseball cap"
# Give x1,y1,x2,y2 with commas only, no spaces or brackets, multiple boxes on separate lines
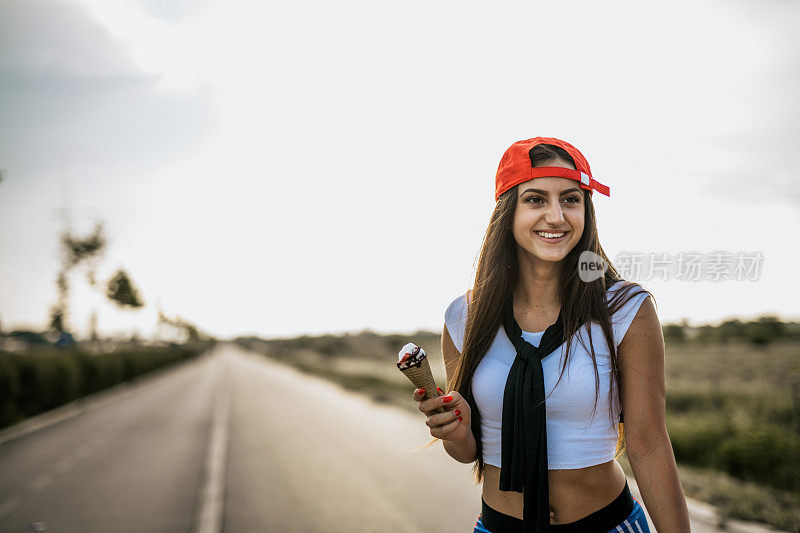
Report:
494,137,610,201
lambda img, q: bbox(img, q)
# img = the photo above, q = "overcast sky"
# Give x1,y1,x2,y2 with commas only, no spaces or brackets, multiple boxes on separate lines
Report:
1,0,798,340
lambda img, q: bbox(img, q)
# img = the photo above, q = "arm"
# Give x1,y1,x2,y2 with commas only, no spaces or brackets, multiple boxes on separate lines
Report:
440,323,477,464
618,297,691,533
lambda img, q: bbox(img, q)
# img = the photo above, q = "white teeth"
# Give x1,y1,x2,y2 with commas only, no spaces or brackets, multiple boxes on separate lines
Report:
536,231,565,239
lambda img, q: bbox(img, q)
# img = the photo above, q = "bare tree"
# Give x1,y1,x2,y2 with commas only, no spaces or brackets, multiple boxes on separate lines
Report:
49,222,107,338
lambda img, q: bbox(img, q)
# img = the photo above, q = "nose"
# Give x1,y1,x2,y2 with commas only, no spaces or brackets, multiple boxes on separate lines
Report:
544,200,565,225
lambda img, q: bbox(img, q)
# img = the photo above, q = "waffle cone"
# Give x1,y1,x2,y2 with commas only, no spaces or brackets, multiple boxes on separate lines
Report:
400,357,445,414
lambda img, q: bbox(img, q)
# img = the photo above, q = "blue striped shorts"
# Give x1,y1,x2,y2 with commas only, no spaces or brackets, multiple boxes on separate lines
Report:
473,496,651,533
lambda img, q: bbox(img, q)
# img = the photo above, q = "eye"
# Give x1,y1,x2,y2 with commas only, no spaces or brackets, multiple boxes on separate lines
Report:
523,195,581,205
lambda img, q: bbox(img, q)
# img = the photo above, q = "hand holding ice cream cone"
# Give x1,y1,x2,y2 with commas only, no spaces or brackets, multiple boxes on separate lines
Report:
396,342,472,442
413,388,472,442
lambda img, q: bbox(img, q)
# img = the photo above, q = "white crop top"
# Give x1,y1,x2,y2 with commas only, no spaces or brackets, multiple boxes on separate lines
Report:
444,281,650,469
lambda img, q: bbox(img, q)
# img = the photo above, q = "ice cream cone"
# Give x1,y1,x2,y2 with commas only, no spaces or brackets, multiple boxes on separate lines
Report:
397,343,445,414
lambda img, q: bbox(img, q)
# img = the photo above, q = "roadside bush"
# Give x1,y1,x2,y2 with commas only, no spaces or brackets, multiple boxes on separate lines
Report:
49,355,82,408
663,324,687,342
668,415,736,466
717,426,800,492
14,354,61,416
0,345,207,432
0,354,21,427
384,334,407,351
666,389,731,413
668,412,800,493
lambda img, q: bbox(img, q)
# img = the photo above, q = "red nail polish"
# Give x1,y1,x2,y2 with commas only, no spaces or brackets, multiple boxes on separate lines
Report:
437,387,443,394
442,396,453,403
419,388,426,394
459,417,463,422
454,409,461,416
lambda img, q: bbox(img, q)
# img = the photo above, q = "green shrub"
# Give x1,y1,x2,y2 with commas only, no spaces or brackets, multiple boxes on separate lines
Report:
313,335,345,356
0,354,21,427
0,345,206,431
384,334,407,351
666,389,731,413
49,355,82,408
14,355,60,416
663,324,687,342
717,426,800,492
668,414,736,466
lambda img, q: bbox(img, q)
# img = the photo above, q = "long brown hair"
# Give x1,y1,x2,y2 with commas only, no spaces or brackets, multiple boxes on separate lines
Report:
443,144,654,484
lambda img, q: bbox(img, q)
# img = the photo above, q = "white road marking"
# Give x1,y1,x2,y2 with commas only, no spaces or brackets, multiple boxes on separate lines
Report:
194,353,231,533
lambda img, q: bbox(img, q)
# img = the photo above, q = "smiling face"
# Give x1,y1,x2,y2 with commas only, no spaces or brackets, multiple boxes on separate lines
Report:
511,159,586,266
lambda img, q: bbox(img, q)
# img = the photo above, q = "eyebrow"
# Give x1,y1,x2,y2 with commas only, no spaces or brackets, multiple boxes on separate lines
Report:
520,187,581,196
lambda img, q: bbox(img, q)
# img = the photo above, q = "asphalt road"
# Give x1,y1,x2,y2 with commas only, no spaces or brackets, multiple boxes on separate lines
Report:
0,343,778,532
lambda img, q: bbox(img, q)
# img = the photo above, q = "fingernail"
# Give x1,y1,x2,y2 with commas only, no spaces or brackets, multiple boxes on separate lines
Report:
419,388,426,394
442,396,453,403
454,409,461,416
459,416,463,422
437,387,443,394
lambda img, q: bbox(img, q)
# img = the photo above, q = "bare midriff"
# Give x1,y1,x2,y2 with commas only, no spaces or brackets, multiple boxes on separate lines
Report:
481,460,628,524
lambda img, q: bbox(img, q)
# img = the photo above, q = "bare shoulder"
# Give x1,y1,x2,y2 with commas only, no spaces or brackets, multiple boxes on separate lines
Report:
618,295,663,356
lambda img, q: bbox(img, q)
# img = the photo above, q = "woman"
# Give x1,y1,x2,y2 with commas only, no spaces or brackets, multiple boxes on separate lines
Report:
413,137,690,532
